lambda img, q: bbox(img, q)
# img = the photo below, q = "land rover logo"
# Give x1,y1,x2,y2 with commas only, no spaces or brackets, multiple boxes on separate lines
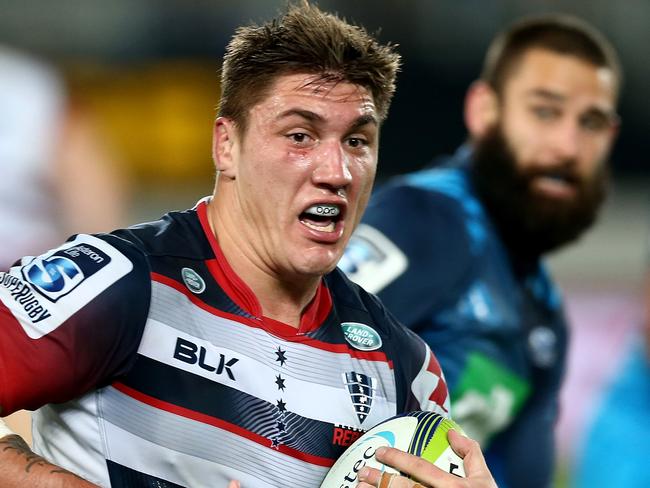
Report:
181,267,206,294
341,322,382,351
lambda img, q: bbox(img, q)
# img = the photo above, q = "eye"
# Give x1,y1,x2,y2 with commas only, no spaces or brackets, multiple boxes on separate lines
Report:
580,111,613,132
346,137,368,148
287,132,313,145
531,105,561,121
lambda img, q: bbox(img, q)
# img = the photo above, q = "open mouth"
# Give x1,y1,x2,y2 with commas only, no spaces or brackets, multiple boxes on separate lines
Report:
299,204,343,233
530,171,579,199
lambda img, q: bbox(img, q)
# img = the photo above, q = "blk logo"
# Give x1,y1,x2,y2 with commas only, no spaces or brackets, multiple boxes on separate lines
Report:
174,337,239,381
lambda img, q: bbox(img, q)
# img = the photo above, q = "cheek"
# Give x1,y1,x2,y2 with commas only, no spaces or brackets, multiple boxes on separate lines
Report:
500,123,530,164
352,158,378,192
579,144,609,180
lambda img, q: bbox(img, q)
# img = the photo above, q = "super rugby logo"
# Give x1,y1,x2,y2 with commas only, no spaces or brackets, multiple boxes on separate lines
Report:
23,244,110,302
25,256,82,293
0,273,52,323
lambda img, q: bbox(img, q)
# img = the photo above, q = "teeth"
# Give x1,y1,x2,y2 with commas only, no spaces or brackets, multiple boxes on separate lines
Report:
304,204,340,217
303,221,336,232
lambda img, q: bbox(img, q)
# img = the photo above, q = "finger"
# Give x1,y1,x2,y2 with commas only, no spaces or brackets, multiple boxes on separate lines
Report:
358,466,384,486
226,480,241,488
447,430,497,486
374,447,448,485
447,429,473,458
359,469,426,488
447,430,490,473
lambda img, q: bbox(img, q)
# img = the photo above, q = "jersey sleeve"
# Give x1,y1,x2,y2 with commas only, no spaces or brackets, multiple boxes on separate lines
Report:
0,233,151,415
405,337,451,418
360,290,451,418
340,182,473,328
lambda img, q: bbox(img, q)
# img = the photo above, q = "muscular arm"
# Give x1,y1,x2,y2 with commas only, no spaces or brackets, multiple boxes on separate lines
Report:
0,434,98,488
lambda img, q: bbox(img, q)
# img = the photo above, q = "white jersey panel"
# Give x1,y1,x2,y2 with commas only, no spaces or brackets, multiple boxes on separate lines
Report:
32,392,110,487
99,387,328,488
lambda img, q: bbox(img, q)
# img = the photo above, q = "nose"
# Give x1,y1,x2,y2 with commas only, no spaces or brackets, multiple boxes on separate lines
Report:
312,141,353,192
550,118,581,161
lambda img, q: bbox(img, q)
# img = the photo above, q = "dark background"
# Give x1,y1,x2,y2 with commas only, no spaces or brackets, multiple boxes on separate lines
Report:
1,0,647,183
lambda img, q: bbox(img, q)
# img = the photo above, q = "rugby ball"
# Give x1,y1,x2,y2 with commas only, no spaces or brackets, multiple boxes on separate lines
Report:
320,411,465,487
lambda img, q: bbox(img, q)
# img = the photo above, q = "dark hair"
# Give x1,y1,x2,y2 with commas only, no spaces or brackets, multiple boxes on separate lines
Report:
218,1,401,132
481,13,622,97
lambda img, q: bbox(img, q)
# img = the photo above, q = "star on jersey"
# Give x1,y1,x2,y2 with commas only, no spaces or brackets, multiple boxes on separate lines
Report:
275,374,286,391
276,399,287,412
343,371,377,424
275,346,287,366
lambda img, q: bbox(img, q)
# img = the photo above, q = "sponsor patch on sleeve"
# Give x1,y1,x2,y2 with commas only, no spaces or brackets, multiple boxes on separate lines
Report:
338,224,408,294
0,234,134,339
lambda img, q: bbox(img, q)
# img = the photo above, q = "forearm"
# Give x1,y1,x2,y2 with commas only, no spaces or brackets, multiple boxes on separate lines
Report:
0,435,98,488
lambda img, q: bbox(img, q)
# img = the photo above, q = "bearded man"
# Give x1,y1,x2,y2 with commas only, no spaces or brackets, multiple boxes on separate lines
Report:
341,13,621,488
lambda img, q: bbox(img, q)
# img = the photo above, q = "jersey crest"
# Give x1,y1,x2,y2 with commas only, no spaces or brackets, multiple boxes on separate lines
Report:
342,371,377,424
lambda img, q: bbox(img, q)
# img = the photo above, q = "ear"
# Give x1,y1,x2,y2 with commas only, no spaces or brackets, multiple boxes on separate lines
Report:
212,117,239,179
464,81,499,139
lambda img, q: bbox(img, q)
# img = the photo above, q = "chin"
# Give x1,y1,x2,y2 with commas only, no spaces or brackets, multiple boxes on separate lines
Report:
295,249,341,277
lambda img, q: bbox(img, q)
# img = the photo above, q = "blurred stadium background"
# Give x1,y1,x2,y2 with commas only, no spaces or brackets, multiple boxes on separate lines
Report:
1,1,648,486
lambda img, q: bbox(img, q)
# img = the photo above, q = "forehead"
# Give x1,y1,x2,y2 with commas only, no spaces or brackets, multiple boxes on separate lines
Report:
504,48,617,107
251,72,377,120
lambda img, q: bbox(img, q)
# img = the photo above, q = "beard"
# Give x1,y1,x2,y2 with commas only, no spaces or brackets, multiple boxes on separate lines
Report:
471,124,608,259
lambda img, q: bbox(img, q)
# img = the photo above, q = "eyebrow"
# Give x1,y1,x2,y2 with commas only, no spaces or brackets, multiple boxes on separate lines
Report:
525,88,618,119
525,88,566,103
277,109,378,129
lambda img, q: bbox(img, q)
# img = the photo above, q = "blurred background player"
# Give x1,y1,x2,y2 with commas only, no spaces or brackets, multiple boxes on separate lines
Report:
0,45,127,269
340,14,621,488
0,45,127,443
573,217,650,488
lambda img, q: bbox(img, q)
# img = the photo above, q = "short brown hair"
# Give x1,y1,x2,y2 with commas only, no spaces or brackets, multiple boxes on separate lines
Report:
481,13,622,97
218,1,401,132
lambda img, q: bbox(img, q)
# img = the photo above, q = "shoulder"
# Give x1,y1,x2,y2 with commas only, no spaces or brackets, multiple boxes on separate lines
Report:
0,232,149,341
325,268,424,345
340,165,484,307
110,207,214,261
365,164,487,249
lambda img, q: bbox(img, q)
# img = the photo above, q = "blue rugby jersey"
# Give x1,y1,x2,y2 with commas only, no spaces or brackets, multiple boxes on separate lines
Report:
0,199,449,488
340,147,568,488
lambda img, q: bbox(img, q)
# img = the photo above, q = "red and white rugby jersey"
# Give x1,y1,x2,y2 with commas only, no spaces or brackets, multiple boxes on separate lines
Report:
0,199,449,488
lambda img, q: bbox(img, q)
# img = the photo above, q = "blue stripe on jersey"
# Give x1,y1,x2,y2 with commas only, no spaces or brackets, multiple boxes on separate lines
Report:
106,460,186,488
404,168,487,253
119,355,348,461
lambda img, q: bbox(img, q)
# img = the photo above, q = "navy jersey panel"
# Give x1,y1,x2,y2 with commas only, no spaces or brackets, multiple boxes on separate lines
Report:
345,180,474,327
341,147,569,488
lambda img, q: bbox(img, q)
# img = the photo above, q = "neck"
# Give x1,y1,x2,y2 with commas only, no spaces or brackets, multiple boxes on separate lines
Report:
205,195,320,328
